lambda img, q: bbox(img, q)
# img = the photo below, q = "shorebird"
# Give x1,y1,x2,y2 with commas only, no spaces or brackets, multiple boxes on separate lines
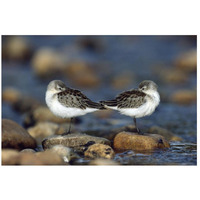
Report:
100,80,160,134
45,80,103,134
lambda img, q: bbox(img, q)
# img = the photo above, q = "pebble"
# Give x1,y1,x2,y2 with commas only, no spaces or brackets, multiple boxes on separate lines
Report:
2,149,20,165
50,145,78,162
84,144,115,159
31,47,65,78
2,87,21,104
2,88,41,113
89,158,119,165
64,62,100,88
2,119,37,150
12,96,41,113
77,36,104,52
27,122,59,145
171,89,196,105
2,148,65,165
2,36,33,62
42,133,111,153
161,69,188,84
20,148,36,153
113,131,170,151
93,109,114,119
175,49,197,73
24,106,68,127
111,71,134,89
148,126,183,141
35,150,65,165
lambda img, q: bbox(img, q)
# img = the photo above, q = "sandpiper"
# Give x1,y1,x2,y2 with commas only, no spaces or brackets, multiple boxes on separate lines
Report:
45,80,103,134
100,80,160,134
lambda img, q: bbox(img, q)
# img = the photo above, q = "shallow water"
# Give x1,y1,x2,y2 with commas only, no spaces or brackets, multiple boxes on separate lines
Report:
114,141,197,165
2,36,197,165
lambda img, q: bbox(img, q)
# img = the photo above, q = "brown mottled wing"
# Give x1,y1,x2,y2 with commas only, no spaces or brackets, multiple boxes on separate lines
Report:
57,89,102,109
116,90,146,108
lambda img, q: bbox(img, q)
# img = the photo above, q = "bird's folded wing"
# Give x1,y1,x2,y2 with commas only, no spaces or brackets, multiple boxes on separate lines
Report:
58,89,102,109
117,90,146,108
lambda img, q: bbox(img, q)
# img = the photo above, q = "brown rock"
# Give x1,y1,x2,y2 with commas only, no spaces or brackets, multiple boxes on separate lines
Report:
89,158,119,165
2,36,32,61
171,90,196,105
93,109,114,119
111,71,134,89
35,150,65,165
24,106,68,126
2,119,37,150
64,62,100,88
49,145,78,162
18,152,43,165
42,133,111,153
2,149,20,165
175,49,197,73
12,96,41,113
27,122,59,145
2,148,65,165
20,148,36,153
148,126,182,141
162,69,188,84
84,144,115,159
113,132,170,151
77,37,104,52
2,87,21,104
31,48,65,78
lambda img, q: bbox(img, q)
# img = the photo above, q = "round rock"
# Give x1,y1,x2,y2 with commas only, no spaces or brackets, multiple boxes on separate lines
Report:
148,126,182,141
171,89,196,105
24,106,68,127
27,122,59,145
84,144,115,159
2,87,21,104
2,119,37,150
42,133,111,153
89,158,119,165
113,132,170,151
2,149,20,165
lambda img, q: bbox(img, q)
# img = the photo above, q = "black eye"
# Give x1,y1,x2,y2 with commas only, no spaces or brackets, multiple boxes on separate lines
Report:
58,87,62,90
142,87,144,90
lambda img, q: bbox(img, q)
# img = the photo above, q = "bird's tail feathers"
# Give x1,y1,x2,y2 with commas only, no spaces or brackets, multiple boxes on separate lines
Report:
100,100,117,107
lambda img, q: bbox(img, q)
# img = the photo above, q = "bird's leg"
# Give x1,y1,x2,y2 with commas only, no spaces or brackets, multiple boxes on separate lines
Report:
62,118,73,135
133,117,143,135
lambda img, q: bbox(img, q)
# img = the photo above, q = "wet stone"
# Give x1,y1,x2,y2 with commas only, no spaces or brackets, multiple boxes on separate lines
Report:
27,122,59,145
2,36,33,62
24,106,69,127
89,158,119,165
31,47,65,78
49,145,79,162
148,126,183,141
12,96,41,113
2,149,20,165
64,62,100,88
113,131,170,151
2,87,21,104
42,133,111,153
2,148,65,165
84,144,115,159
20,148,36,153
170,89,196,105
175,49,197,73
2,119,37,150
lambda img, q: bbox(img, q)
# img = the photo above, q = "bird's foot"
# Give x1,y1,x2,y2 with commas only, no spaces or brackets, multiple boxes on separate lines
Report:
136,128,144,135
61,131,71,136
